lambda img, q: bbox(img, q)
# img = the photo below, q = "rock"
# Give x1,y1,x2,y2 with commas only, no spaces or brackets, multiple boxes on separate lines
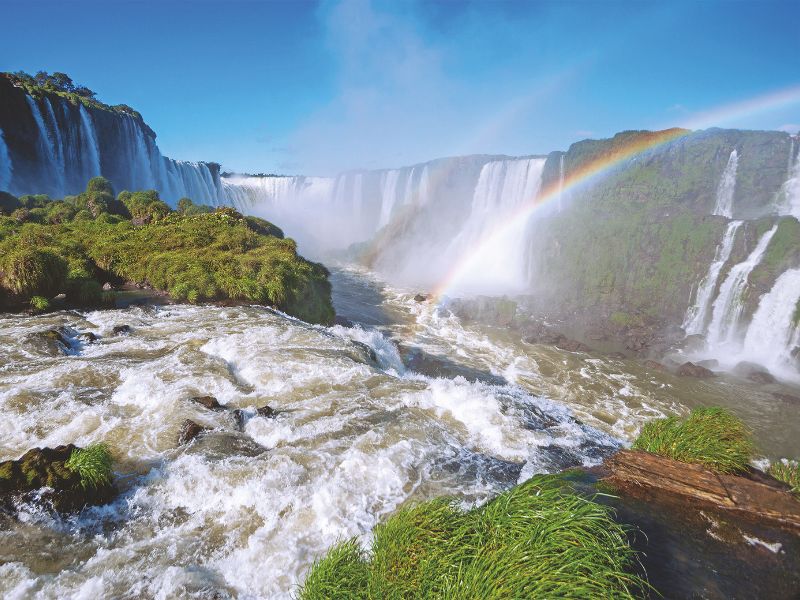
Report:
190,395,223,410
233,409,246,431
178,419,208,444
643,359,667,371
256,405,276,418
0,445,115,513
733,361,776,384
102,282,113,291
696,359,719,369
772,392,800,404
112,325,131,335
36,327,72,354
677,361,715,378
682,334,707,353
77,331,98,343
602,449,800,533
351,340,378,364
555,337,589,353
334,315,354,328
413,294,429,302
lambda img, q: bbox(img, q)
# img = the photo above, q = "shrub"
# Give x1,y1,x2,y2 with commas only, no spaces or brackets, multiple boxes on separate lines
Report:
65,443,113,490
29,295,50,311
0,247,67,298
299,474,646,599
633,407,755,473
769,460,799,495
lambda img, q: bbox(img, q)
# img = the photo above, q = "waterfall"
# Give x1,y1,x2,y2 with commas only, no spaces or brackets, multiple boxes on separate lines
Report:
43,98,66,194
713,149,738,217
25,96,61,193
442,158,546,292
682,220,742,335
78,104,101,182
705,225,778,347
0,128,12,192
378,170,402,228
780,139,800,218
557,154,565,212
741,267,800,377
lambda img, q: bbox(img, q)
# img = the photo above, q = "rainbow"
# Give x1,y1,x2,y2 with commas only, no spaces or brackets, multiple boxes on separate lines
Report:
432,83,800,298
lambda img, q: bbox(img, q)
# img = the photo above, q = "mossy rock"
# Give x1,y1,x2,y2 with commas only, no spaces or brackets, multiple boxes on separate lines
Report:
0,445,116,513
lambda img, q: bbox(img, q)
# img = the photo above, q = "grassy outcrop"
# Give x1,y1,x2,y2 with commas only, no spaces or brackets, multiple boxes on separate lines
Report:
0,178,334,324
632,407,755,474
299,474,646,599
769,461,799,496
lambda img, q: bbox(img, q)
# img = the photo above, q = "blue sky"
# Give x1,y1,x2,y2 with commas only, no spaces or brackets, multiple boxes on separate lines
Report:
2,0,799,175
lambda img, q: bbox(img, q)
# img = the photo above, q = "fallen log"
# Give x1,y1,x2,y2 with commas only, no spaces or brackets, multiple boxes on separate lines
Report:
602,449,800,533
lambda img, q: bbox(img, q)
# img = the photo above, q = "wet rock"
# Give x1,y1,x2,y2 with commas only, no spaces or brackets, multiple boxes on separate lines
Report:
178,420,208,444
677,361,715,378
233,409,247,431
102,282,113,291
334,315,354,328
414,293,429,303
112,324,131,335
36,327,72,354
696,358,719,369
733,361,776,384
190,395,223,410
77,331,98,343
0,445,115,513
351,340,378,364
643,359,667,371
256,405,276,418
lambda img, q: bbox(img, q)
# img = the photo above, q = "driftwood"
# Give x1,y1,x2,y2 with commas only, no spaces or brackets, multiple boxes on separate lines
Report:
602,450,800,533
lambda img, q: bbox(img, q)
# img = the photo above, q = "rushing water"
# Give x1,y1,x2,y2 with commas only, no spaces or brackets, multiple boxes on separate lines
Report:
712,149,739,217
1,268,799,598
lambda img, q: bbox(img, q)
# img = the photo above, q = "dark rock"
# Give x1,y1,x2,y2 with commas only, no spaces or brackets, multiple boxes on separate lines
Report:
334,315,354,328
0,445,115,513
413,293,429,302
643,359,667,371
351,340,378,363
233,409,246,431
677,361,715,378
112,325,131,335
43,327,71,350
733,361,776,384
190,395,223,410
77,331,98,343
178,420,208,444
256,405,276,418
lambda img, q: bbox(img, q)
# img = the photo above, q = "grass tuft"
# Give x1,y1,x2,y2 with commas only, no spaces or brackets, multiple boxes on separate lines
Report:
633,407,755,473
298,474,647,599
65,443,114,490
29,295,50,311
769,460,799,495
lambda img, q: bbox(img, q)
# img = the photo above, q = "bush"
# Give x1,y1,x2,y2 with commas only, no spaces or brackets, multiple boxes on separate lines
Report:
769,460,799,495
633,407,755,473
299,474,646,599
29,295,50,311
0,247,67,298
65,443,113,490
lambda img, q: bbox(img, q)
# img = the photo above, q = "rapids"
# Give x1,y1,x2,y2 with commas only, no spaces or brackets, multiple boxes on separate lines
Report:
1,268,799,598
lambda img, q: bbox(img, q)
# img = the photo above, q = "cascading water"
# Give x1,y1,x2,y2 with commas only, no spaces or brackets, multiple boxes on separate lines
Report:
713,149,739,217
705,225,778,348
442,158,546,293
0,127,12,191
780,138,800,218
683,220,743,335
378,170,402,228
26,96,61,193
43,98,66,193
78,104,101,183
740,267,800,378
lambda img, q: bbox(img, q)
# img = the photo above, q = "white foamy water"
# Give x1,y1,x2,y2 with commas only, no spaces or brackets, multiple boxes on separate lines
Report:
713,149,739,217
0,300,619,599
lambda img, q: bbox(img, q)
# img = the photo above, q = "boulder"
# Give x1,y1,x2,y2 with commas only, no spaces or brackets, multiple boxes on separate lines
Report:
41,327,71,353
413,294,429,302
77,331,98,343
0,445,115,513
643,359,667,371
677,361,715,378
256,405,276,418
190,395,223,410
112,324,131,335
733,361,776,384
178,419,208,444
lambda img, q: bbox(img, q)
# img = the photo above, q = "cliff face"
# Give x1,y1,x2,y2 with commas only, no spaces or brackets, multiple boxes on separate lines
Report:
0,76,225,203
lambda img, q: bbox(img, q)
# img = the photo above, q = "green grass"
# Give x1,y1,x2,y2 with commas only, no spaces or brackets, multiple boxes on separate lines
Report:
65,443,114,490
633,407,755,474
29,295,50,311
298,474,647,599
769,460,799,496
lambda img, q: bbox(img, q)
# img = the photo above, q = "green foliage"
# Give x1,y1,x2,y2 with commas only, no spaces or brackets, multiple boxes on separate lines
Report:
65,443,113,490
633,407,755,473
769,460,799,495
299,474,646,599
29,295,50,311
0,191,20,214
0,247,67,298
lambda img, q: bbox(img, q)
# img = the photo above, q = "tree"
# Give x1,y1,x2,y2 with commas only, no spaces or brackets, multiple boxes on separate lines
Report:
177,197,193,214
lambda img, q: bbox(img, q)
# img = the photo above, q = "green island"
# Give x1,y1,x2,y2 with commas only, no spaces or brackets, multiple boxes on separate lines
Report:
0,176,334,324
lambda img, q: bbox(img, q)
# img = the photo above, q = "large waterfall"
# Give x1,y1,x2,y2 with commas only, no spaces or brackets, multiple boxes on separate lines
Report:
705,225,778,348
780,137,800,218
712,149,738,217
0,89,227,204
682,220,742,335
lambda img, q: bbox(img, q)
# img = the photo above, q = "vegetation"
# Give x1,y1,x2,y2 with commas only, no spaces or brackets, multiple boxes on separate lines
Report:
632,407,755,474
65,443,114,491
299,474,646,599
769,460,799,496
0,177,334,324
